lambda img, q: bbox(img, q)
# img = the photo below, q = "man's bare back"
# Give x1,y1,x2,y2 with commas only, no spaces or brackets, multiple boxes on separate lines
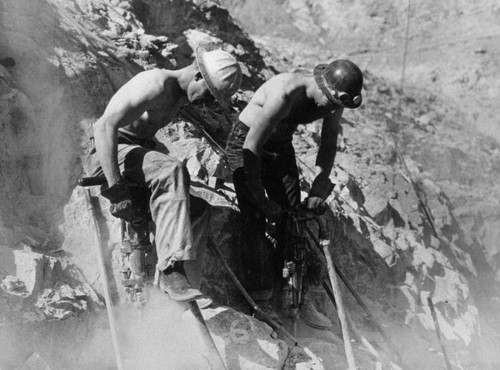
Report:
111,69,186,140
93,62,216,187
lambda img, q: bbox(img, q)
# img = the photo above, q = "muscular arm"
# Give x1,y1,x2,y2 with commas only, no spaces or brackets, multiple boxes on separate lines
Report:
303,108,342,209
314,108,342,178
93,71,164,187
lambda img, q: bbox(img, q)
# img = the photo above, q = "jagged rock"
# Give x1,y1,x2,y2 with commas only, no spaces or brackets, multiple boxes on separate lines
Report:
1,0,499,368
35,283,88,320
201,306,288,370
283,337,375,370
1,276,29,297
167,137,226,181
9,249,55,296
12,225,50,249
0,247,97,325
185,29,224,50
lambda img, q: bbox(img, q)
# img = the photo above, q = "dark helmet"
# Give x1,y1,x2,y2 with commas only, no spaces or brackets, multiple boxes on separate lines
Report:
314,59,363,109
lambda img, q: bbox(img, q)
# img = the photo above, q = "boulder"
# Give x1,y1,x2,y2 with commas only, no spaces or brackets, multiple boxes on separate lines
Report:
202,306,288,369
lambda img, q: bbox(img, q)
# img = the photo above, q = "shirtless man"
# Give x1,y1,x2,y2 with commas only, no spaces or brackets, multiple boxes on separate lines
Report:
90,47,242,303
226,59,363,327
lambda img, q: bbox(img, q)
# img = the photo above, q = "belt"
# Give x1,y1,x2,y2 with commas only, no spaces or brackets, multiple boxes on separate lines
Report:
117,130,156,149
89,130,157,153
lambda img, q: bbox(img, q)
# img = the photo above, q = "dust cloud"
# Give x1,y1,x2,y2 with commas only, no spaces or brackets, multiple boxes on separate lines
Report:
79,289,213,370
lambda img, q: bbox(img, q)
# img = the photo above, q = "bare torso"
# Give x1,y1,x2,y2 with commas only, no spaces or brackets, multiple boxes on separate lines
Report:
118,69,186,140
239,73,337,142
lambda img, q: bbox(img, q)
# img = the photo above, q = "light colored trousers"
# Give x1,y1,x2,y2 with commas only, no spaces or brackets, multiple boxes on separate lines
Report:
90,142,209,288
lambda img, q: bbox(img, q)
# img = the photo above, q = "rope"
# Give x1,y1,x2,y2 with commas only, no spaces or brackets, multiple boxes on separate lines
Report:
389,132,439,238
386,0,472,313
400,0,412,94
389,0,439,238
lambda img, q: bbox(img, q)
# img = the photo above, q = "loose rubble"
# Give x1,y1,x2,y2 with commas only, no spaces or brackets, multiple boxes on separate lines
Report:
0,0,499,369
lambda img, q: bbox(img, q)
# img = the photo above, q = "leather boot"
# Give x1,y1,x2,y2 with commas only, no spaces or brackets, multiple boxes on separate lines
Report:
300,296,332,330
160,261,203,302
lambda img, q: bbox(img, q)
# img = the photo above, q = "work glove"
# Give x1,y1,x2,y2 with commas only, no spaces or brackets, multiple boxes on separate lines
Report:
302,196,328,214
243,149,283,223
101,178,146,224
260,198,283,223
303,176,335,214
245,179,283,223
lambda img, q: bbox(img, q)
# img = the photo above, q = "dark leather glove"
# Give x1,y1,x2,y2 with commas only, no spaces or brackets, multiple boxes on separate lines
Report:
303,176,335,214
245,179,283,222
309,176,335,200
260,198,283,223
101,178,145,224
302,196,327,214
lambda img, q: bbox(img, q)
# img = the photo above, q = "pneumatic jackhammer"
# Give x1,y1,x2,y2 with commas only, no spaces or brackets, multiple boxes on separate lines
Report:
278,208,357,368
79,175,227,369
78,176,156,308
278,209,329,335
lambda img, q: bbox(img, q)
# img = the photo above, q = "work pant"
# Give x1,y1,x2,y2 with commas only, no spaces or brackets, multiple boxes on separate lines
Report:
226,121,300,300
88,134,209,282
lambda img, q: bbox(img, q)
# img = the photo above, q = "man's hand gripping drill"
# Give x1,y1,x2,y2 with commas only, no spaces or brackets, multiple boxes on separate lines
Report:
100,177,154,307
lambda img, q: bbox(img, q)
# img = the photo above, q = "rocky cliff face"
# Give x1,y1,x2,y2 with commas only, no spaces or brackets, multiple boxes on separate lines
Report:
219,0,500,138
221,0,500,331
218,0,500,284
0,0,499,369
